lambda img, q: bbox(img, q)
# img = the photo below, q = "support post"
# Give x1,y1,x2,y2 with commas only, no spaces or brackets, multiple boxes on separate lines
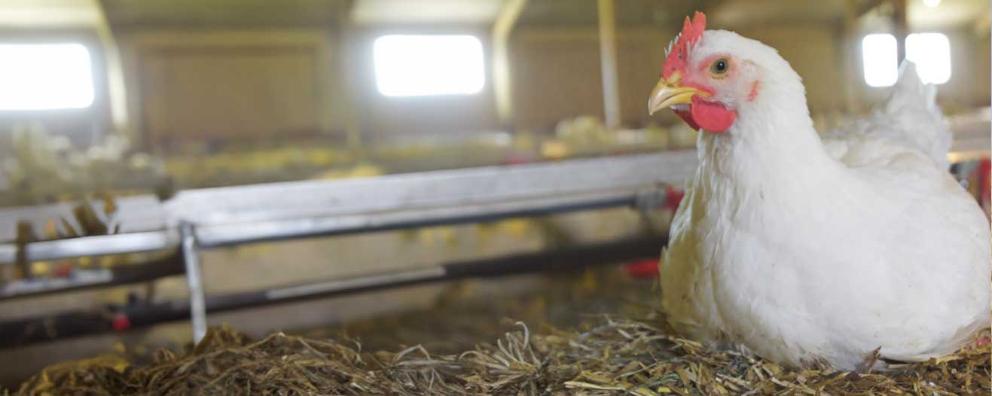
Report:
180,222,207,343
597,0,622,129
91,0,131,139
892,0,908,63
841,0,863,112
492,0,528,128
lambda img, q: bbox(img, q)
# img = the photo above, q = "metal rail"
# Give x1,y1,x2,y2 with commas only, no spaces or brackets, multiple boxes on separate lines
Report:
0,151,697,263
0,253,182,300
0,235,664,348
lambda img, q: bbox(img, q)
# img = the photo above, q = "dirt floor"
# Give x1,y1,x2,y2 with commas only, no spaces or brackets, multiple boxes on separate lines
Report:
11,266,992,395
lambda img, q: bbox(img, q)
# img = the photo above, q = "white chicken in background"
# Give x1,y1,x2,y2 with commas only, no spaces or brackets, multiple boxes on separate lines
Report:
651,12,991,370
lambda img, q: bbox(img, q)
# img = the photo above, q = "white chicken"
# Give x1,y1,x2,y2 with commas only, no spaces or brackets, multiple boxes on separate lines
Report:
650,12,991,370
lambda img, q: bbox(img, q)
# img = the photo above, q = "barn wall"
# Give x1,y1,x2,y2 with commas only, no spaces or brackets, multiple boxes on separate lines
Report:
940,29,991,108
508,23,860,132
509,27,669,132
735,24,848,115
510,28,605,131
116,29,347,150
844,28,992,111
107,22,990,149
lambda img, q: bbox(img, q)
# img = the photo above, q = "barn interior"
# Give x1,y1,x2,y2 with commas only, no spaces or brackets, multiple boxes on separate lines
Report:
0,0,989,392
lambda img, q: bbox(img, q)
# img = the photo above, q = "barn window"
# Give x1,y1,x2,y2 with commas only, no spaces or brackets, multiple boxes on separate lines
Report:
0,43,94,110
906,33,951,84
373,35,485,97
861,34,898,87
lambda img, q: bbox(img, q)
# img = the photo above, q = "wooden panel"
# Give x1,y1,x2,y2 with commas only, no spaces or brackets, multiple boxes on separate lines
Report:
140,46,320,146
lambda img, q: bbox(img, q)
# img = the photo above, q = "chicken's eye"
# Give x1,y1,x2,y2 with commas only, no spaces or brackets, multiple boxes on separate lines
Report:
710,58,729,77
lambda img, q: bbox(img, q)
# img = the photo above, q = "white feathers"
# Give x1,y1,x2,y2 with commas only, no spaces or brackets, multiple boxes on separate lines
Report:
661,31,991,371
826,62,952,169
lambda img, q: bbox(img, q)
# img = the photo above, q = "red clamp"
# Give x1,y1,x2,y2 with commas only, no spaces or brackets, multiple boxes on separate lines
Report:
624,259,660,279
664,185,685,212
111,313,131,332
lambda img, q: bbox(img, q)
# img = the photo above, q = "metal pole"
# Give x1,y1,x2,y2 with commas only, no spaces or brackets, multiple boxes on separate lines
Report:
597,0,622,129
0,235,666,348
14,222,33,280
180,222,207,343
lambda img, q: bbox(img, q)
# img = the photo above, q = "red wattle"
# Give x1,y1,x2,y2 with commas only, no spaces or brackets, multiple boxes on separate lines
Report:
690,97,736,133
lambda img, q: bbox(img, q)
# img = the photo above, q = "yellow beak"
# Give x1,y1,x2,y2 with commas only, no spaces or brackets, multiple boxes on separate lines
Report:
648,76,703,115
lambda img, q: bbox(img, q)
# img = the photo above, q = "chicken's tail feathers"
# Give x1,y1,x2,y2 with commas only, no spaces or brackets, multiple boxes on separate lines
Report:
888,62,938,117
882,61,952,167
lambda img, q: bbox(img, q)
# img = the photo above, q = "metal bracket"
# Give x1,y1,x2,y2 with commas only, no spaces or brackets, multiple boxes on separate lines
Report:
180,221,206,343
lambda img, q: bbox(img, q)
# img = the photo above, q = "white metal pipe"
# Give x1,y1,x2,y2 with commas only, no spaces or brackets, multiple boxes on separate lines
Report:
181,222,207,343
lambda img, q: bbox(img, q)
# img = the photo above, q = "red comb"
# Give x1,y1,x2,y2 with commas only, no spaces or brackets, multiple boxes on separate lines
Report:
662,11,706,79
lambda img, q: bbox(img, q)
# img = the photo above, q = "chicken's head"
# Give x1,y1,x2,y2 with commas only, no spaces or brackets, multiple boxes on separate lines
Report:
649,12,798,134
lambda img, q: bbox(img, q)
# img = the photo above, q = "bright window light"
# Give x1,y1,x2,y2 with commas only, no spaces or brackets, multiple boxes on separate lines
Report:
0,43,94,110
906,33,951,84
373,35,485,97
861,34,898,87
